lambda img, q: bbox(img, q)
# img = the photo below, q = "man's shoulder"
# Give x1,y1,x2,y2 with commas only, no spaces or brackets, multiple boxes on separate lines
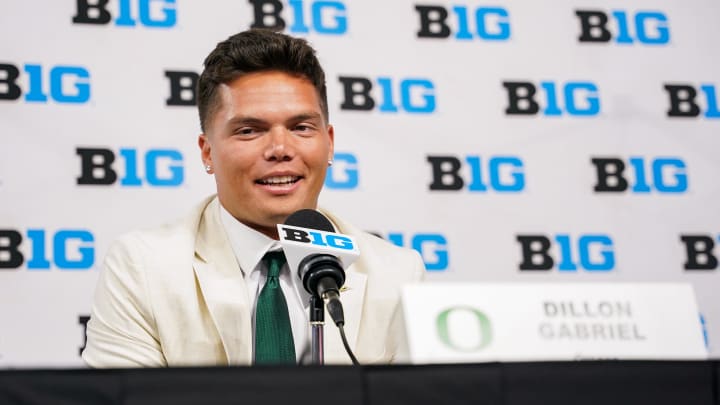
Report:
107,196,216,262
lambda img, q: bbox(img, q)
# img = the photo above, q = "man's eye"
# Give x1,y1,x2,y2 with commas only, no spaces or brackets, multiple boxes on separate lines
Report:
236,128,255,135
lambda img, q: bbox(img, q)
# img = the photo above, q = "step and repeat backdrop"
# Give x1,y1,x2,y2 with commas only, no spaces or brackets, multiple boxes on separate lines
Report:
1,0,719,366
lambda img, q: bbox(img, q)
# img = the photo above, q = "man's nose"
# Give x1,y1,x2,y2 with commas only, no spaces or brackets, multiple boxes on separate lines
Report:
264,127,294,162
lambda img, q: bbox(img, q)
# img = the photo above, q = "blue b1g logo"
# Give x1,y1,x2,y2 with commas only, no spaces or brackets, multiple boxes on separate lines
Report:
415,5,511,41
517,234,615,272
575,10,670,45
592,157,688,193
0,63,90,104
0,229,95,270
248,0,347,35
76,147,184,187
427,155,525,192
338,76,436,114
504,81,600,117
73,0,177,27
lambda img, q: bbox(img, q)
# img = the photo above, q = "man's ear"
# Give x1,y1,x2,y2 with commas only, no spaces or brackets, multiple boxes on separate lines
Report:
198,134,213,173
327,124,335,162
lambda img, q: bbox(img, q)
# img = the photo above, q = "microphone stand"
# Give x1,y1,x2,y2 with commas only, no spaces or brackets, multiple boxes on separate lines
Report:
309,295,324,365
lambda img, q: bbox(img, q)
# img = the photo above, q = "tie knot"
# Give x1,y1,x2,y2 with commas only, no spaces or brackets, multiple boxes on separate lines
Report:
263,250,286,278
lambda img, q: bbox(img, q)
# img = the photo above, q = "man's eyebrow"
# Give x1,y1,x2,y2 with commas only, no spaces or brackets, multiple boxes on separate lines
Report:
290,112,323,122
225,113,323,126
225,116,266,126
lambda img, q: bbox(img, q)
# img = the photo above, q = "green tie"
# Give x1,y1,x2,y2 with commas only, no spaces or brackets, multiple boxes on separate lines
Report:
254,251,296,364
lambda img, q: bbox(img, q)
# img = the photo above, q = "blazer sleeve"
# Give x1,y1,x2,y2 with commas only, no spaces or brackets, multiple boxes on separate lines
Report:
82,233,166,368
388,248,426,364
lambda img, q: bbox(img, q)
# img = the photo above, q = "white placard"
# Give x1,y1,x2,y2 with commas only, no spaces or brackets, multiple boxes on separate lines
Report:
401,283,708,364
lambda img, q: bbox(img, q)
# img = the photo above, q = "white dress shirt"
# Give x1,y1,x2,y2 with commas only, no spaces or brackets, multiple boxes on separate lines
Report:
219,204,311,362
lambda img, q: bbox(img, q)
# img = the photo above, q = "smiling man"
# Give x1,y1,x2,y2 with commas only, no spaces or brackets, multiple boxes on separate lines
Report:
82,29,425,367
199,69,332,240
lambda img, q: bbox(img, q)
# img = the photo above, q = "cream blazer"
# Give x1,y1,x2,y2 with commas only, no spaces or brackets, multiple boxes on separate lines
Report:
82,196,425,367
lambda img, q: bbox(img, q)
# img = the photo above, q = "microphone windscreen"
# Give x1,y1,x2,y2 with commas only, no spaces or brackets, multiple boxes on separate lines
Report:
284,209,334,232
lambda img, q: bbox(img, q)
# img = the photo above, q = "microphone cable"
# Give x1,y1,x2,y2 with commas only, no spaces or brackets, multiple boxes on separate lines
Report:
338,324,359,366
324,289,360,366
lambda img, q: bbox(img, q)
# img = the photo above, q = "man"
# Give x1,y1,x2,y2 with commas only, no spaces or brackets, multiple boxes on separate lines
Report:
82,29,425,367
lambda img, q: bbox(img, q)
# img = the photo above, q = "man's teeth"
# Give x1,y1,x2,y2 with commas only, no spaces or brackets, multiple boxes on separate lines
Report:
259,176,299,185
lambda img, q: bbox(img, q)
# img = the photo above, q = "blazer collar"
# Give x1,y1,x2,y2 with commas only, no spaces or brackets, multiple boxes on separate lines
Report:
193,197,253,365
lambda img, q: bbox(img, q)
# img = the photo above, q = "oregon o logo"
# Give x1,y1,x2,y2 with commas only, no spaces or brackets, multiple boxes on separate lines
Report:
436,306,492,352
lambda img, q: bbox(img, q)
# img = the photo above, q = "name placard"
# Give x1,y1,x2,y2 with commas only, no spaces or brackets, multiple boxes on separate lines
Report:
401,283,707,363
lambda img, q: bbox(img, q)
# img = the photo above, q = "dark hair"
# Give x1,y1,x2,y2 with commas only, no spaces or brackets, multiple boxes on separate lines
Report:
197,29,328,132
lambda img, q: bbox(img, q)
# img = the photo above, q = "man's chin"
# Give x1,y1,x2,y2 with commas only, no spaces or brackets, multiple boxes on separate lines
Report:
269,204,318,223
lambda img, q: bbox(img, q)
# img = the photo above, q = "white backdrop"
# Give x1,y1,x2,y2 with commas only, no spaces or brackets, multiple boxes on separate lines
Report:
1,0,719,367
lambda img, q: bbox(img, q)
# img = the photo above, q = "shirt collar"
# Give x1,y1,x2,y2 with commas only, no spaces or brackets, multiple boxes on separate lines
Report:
218,203,279,276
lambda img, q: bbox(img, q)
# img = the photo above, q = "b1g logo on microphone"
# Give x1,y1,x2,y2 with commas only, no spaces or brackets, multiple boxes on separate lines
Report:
427,155,524,193
681,235,720,271
575,10,670,45
503,81,600,117
664,83,720,119
76,147,184,187
278,224,360,273
72,0,177,28
387,232,449,271
0,229,95,270
248,0,348,35
338,76,436,114
325,153,359,190
592,157,687,194
281,226,355,250
0,63,90,104
414,4,511,41
517,234,615,272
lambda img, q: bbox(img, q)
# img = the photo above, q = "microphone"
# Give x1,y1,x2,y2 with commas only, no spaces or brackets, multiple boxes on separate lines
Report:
278,209,359,327
278,210,361,365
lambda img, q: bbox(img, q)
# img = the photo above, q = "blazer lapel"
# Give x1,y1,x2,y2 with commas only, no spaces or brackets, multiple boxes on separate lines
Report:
192,198,253,365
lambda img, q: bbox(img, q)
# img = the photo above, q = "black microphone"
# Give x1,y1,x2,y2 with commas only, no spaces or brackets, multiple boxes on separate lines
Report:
284,209,346,327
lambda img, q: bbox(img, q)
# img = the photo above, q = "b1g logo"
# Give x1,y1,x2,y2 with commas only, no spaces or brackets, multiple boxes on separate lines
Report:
414,4,511,41
280,227,355,250
338,76,436,114
517,234,615,271
664,84,720,119
325,153,358,190
503,81,600,117
387,232,449,271
72,0,177,28
575,10,670,45
0,63,90,104
0,229,95,270
680,235,720,271
427,155,524,192
76,147,184,187
591,157,687,194
248,0,347,35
